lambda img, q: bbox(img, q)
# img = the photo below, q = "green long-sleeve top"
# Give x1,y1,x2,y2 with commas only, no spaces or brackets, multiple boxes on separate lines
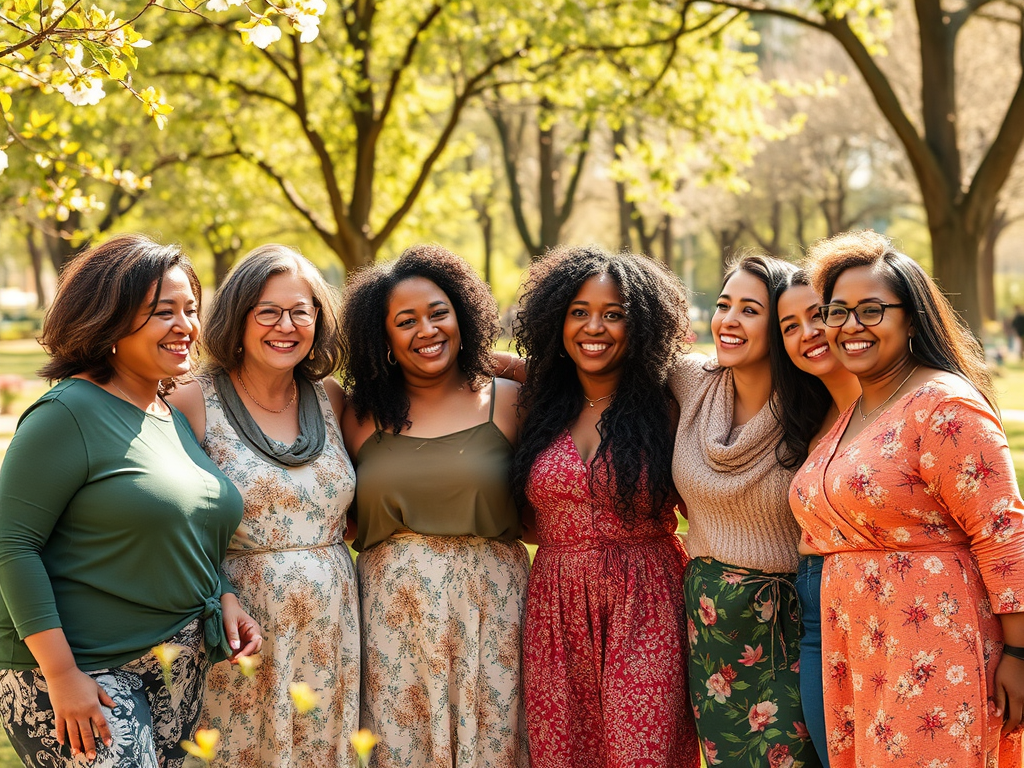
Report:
0,378,244,671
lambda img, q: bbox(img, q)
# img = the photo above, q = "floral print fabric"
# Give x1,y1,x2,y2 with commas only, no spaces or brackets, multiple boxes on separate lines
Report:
0,620,207,768
524,429,699,768
197,377,360,767
685,557,820,768
790,380,1024,767
358,533,530,768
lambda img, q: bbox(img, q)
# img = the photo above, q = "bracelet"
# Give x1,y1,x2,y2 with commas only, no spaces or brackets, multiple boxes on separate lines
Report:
1002,644,1024,661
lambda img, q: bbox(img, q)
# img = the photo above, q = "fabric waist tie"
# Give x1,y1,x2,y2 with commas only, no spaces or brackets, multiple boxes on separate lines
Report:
202,595,231,664
225,541,343,560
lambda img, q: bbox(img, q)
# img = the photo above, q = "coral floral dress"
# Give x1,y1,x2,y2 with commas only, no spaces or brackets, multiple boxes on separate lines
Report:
790,378,1024,767
524,430,699,768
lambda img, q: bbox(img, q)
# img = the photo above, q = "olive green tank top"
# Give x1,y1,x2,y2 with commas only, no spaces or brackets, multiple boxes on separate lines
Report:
352,380,522,551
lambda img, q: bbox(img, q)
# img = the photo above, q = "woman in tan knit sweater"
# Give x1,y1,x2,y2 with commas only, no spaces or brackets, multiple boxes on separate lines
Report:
672,254,822,768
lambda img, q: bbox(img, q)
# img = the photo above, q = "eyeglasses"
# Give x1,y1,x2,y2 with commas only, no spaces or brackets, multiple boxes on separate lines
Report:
251,304,319,327
819,302,904,328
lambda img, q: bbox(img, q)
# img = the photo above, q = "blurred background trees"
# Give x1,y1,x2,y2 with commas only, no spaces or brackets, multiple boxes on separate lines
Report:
3,0,1024,339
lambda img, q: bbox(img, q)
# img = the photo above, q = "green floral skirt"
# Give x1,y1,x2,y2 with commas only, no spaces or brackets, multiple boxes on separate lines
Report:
685,557,821,768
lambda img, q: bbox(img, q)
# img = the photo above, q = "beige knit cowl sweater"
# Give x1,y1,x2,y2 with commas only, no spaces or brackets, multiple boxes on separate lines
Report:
670,353,801,573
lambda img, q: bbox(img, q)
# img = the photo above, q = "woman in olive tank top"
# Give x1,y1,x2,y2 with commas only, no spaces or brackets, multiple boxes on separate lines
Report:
340,245,530,768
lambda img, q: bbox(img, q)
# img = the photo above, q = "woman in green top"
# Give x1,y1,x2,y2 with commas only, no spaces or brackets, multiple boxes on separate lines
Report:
340,245,529,768
0,234,260,767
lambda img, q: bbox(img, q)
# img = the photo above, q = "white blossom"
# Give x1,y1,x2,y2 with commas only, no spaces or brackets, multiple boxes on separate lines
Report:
0,149,8,175
247,23,282,49
57,74,106,106
206,0,244,10
292,13,321,42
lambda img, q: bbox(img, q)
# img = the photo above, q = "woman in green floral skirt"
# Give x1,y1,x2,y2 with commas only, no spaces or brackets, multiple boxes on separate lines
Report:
670,255,821,768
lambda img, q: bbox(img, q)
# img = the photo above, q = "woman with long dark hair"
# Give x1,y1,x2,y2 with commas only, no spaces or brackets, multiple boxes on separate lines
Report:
512,245,699,768
671,254,822,768
773,268,860,766
792,230,1024,767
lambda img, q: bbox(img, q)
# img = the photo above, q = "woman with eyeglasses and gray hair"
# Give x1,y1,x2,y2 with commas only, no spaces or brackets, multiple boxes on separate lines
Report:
790,230,1024,767
169,245,360,767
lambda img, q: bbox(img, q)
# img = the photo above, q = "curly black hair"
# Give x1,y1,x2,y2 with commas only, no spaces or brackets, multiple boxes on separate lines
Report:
340,244,500,433
511,245,690,526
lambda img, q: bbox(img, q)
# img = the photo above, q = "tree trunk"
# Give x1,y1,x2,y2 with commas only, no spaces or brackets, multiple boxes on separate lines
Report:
978,207,1009,323
25,228,47,309
928,214,983,333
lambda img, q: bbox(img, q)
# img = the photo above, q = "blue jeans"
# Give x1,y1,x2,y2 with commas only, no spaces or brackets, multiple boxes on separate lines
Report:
797,554,830,767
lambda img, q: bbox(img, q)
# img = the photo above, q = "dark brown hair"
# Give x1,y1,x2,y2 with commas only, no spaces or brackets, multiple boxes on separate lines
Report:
199,244,342,381
808,230,996,409
39,234,200,384
340,244,500,433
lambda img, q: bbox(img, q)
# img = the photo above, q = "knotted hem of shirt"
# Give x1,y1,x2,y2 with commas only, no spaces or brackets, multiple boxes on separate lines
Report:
201,595,232,665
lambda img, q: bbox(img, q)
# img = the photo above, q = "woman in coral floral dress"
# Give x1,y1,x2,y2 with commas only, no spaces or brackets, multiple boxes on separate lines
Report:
512,246,699,768
791,231,1024,767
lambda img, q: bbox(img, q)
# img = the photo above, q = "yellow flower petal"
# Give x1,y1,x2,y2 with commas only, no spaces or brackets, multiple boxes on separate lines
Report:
237,653,262,678
151,643,183,667
288,681,320,713
181,728,220,762
349,728,379,759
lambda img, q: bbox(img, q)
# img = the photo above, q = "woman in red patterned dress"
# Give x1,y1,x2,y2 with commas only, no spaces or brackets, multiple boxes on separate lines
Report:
791,230,1024,767
511,245,699,768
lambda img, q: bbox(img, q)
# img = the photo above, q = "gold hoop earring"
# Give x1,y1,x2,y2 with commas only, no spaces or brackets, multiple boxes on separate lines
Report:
309,348,315,360
387,349,397,366
111,344,117,355
909,335,916,357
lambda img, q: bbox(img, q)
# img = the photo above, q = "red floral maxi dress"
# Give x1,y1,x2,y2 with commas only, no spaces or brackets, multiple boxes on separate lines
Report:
790,379,1024,767
523,431,700,768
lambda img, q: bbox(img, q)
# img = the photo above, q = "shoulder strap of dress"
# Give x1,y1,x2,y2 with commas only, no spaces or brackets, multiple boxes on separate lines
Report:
488,378,497,423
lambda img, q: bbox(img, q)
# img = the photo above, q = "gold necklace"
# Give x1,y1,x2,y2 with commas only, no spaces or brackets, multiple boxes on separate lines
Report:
237,370,297,413
857,365,919,422
583,393,613,408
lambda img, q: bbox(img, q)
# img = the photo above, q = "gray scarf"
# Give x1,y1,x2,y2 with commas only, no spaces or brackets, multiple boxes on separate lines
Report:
213,371,325,467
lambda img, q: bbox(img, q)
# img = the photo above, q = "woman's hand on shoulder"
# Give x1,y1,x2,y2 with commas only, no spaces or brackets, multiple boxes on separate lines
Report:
493,377,522,447
165,379,206,443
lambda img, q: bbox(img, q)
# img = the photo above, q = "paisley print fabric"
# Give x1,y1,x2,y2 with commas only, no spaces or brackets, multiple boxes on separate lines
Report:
685,557,820,768
196,376,360,768
523,430,700,768
0,620,207,768
358,533,530,768
790,380,1024,767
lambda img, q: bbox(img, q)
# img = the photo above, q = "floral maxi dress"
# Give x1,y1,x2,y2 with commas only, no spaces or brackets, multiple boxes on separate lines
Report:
197,377,361,767
524,430,700,768
790,379,1024,767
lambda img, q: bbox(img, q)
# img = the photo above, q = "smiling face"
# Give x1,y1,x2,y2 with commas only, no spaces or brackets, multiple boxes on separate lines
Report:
241,271,317,375
825,264,914,377
113,266,199,383
385,276,461,381
777,283,844,378
712,268,770,372
561,273,629,382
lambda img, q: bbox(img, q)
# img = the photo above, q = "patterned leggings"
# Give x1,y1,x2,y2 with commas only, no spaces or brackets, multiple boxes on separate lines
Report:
0,620,208,768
